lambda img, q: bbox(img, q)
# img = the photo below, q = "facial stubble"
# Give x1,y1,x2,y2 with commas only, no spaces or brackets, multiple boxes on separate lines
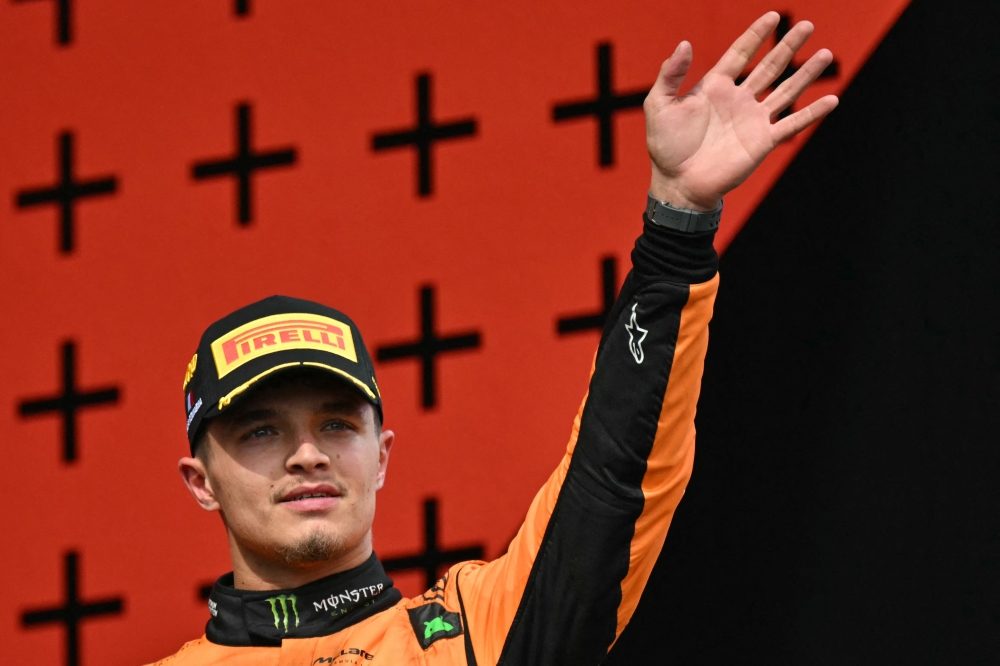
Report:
274,529,346,565
215,473,353,567
269,480,353,566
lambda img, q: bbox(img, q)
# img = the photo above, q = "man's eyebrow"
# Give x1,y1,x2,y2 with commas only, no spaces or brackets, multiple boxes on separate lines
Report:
228,408,279,430
319,400,366,417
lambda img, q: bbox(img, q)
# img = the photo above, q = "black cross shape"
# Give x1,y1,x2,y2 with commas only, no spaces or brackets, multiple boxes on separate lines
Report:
15,131,118,254
382,498,485,590
372,73,478,197
14,0,72,46
18,341,120,463
376,285,481,409
21,551,124,666
191,102,297,225
736,13,840,119
234,0,250,16
557,256,618,335
553,43,650,167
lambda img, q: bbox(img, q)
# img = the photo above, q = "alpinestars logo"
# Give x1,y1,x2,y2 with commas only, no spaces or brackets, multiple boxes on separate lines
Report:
625,302,648,364
267,594,299,633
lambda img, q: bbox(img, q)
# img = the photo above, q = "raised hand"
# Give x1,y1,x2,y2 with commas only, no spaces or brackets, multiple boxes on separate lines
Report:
644,12,839,211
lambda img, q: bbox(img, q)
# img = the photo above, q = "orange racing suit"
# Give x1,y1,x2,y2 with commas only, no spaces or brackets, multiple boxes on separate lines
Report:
151,216,719,666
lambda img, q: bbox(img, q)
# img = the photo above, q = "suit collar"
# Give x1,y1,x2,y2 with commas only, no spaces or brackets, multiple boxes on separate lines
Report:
206,553,401,646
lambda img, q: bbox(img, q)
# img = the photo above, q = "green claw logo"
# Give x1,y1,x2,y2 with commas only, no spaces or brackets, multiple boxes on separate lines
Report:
423,617,454,640
266,594,300,633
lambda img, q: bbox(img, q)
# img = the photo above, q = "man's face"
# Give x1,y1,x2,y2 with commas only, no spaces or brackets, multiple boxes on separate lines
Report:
187,371,392,568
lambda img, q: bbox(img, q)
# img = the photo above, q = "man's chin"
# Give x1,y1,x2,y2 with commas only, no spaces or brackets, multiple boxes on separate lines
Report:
274,530,345,565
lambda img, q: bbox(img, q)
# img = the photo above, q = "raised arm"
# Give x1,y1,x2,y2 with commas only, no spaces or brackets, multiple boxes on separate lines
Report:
446,14,837,665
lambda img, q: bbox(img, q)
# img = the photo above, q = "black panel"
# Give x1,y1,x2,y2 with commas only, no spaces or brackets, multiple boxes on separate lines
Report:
606,0,1000,662
499,275,688,665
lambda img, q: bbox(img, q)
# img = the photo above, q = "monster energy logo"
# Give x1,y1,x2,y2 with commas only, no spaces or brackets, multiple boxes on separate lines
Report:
266,594,300,633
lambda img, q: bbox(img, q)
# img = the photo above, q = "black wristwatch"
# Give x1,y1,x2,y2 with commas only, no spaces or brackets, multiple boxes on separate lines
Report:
645,192,723,233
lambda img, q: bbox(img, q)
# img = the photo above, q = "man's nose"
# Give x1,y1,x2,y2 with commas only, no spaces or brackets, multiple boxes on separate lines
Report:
286,436,331,472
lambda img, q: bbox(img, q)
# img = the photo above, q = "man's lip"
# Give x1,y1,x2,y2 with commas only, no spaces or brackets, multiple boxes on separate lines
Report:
282,496,339,512
279,484,341,503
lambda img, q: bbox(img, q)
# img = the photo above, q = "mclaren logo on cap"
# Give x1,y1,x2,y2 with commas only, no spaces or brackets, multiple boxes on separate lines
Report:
211,313,358,378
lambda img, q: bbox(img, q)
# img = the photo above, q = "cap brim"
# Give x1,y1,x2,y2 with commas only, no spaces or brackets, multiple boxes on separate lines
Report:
204,360,382,422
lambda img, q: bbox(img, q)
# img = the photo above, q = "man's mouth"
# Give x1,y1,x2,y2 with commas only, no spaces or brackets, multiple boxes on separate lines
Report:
285,491,336,501
279,484,341,511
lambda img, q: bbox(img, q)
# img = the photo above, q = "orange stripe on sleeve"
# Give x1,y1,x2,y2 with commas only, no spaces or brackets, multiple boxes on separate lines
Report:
614,275,719,641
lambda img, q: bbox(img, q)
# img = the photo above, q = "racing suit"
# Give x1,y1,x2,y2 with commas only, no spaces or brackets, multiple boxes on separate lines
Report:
151,215,719,665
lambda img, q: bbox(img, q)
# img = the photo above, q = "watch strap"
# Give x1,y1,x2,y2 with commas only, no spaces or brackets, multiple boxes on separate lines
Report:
645,192,723,233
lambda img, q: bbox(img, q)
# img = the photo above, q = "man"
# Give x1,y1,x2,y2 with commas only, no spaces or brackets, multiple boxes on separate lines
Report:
154,12,837,665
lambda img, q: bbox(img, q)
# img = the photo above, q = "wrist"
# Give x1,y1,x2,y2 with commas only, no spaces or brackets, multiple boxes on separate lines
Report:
648,170,721,212
645,192,722,234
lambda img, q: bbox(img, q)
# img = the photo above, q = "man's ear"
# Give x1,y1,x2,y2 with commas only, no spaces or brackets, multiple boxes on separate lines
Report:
375,429,394,491
178,454,221,512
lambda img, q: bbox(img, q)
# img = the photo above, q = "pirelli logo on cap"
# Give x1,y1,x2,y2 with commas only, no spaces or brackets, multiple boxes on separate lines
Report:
211,313,358,378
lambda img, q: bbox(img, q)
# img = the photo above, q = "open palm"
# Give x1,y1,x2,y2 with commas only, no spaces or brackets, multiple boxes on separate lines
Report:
645,12,839,210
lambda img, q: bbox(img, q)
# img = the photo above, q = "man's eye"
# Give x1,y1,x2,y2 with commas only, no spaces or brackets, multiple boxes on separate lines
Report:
323,420,352,431
244,426,276,440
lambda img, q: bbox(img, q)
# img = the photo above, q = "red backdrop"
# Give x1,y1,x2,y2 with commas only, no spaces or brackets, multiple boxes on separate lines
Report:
0,1,906,664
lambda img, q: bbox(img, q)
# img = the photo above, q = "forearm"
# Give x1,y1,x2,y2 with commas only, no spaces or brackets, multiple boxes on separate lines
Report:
460,215,719,666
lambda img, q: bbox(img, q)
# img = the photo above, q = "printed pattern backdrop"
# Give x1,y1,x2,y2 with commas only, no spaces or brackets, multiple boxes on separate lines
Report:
0,1,908,664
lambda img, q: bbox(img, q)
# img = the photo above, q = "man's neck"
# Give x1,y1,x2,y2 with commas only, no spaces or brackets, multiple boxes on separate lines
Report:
228,532,374,591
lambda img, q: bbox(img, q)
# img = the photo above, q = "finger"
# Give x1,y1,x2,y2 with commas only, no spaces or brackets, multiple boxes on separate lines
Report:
770,94,839,144
649,41,693,100
710,11,781,79
740,20,814,96
763,48,835,118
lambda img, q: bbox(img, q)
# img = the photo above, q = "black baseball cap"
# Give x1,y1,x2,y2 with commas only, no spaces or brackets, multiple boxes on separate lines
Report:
182,295,382,453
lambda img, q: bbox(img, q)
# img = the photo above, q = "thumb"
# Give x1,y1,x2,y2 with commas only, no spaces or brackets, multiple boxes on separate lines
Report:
649,41,692,100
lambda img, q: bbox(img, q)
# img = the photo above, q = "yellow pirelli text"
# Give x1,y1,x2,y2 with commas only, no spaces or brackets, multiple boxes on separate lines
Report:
211,313,358,378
